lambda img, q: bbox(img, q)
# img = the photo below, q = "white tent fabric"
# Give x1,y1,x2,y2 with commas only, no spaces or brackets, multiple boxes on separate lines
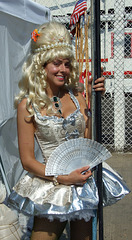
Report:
0,0,50,24
0,0,50,190
0,0,50,124
0,181,23,239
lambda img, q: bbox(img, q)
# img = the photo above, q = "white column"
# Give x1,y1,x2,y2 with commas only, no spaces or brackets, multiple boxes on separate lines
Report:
114,0,125,150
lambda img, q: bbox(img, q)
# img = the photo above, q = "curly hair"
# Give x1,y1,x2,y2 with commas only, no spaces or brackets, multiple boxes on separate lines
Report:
14,21,79,115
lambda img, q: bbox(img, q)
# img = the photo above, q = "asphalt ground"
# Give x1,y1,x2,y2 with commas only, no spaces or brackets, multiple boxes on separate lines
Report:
99,153,132,240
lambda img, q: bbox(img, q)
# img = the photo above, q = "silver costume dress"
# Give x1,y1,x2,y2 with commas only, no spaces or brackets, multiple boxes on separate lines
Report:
8,90,130,222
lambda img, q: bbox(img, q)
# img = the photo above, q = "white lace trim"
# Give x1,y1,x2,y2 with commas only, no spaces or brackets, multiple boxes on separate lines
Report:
43,209,95,222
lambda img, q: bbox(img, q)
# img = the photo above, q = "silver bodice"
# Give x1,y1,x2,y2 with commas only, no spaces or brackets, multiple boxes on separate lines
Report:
34,90,85,161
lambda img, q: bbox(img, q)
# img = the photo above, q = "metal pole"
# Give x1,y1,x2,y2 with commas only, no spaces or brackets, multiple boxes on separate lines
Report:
91,0,103,239
91,0,97,239
91,1,97,239
95,0,103,239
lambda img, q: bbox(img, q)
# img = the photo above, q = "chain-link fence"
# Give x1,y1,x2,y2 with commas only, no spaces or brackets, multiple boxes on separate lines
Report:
33,0,132,152
100,0,132,152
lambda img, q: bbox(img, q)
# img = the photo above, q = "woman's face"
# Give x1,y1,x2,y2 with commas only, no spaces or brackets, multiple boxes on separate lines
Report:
44,58,71,88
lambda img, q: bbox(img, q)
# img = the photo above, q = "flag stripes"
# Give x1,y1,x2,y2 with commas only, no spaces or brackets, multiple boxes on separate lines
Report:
70,0,87,26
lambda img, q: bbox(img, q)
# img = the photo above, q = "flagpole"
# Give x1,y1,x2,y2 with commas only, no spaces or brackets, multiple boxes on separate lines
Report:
80,15,84,74
79,17,83,75
84,11,90,106
91,2,98,239
75,24,78,61
95,0,103,237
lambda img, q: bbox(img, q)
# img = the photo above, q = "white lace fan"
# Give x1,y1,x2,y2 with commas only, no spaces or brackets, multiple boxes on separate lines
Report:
45,138,112,176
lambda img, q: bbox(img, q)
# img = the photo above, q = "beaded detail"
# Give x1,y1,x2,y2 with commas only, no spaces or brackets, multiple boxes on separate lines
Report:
50,96,62,117
34,42,72,53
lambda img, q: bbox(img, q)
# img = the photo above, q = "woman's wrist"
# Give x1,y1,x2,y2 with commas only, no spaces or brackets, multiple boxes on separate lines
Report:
57,175,71,185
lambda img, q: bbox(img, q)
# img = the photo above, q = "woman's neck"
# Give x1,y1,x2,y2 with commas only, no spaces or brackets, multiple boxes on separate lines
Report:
47,87,61,98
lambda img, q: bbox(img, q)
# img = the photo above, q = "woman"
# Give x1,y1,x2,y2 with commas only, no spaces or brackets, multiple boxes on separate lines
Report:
8,22,105,240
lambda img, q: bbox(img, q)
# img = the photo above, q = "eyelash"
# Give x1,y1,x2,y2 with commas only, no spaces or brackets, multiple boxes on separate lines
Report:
53,62,60,66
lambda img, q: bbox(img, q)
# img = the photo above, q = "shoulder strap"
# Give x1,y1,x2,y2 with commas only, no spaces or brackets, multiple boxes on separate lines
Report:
69,89,80,110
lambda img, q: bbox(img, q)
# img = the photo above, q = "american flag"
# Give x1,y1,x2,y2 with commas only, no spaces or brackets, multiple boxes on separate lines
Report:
70,0,87,27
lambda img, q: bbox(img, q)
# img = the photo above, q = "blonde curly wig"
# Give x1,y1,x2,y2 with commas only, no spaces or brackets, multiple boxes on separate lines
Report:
14,21,79,115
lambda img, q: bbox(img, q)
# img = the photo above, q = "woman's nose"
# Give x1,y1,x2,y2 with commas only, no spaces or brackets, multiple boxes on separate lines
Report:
59,64,66,72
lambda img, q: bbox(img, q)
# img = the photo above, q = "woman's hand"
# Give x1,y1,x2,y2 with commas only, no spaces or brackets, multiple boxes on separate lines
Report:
88,67,105,98
93,76,105,94
58,166,92,186
68,166,92,186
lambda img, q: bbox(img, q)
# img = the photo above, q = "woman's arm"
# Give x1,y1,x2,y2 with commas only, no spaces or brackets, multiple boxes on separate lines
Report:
17,99,52,180
75,92,90,138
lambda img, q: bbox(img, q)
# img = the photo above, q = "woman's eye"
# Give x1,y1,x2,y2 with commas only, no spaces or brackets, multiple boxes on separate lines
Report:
65,63,70,68
53,61,60,66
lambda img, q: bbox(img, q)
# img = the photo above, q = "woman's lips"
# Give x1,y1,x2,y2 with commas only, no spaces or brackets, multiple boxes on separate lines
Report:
56,75,65,81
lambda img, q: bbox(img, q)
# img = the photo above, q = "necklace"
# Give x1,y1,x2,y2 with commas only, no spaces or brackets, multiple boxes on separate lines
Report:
50,95,63,117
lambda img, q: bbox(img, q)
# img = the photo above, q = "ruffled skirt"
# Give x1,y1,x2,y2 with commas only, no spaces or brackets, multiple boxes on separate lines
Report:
8,174,98,222
7,163,130,222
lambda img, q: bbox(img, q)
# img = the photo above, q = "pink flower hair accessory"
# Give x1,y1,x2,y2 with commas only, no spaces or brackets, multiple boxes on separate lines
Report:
31,29,40,42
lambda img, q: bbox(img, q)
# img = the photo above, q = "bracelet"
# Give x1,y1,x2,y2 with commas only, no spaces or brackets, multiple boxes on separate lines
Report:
53,175,59,186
